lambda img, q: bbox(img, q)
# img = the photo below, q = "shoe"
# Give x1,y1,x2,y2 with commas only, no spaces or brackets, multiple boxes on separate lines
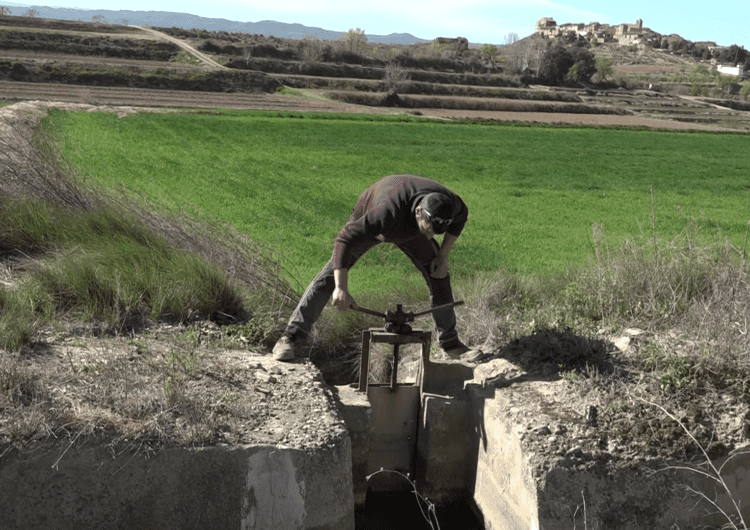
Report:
272,335,296,362
441,342,484,362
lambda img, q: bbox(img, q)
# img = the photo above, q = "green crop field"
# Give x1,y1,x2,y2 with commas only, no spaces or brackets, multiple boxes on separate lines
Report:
46,110,750,297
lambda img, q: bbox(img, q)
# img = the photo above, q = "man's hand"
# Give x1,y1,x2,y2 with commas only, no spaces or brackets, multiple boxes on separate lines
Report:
332,287,356,311
430,254,450,279
333,268,356,311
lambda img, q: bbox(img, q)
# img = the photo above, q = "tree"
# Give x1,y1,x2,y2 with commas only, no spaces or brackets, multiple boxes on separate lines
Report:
92,15,105,23
595,56,613,81
383,62,409,94
481,44,499,68
504,32,519,46
569,47,596,83
342,28,367,54
539,45,574,85
717,44,749,67
24,8,38,17
0,5,10,16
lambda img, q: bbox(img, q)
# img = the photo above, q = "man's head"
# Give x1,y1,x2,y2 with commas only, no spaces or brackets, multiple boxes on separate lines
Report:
416,193,454,236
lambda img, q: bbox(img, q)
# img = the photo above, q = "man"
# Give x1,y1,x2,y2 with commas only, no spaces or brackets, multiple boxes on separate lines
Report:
272,174,482,362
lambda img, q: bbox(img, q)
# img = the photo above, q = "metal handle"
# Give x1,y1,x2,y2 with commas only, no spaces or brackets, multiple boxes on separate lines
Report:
350,305,386,319
350,300,464,321
411,300,464,318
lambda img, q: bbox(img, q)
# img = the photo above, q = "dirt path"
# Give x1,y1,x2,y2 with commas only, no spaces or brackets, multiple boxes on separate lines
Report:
134,25,228,70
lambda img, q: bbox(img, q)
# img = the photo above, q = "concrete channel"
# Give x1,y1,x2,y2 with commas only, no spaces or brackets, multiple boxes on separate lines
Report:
2,328,749,529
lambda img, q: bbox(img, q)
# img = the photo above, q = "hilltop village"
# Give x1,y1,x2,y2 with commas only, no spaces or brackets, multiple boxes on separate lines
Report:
534,17,747,76
536,18,659,46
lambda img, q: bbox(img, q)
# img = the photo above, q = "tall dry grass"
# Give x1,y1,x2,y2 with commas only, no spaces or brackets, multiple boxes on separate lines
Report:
455,214,750,397
1,109,298,452
0,112,296,349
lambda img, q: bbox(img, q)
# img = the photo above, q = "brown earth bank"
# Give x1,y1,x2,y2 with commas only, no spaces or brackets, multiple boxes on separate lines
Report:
2,80,747,132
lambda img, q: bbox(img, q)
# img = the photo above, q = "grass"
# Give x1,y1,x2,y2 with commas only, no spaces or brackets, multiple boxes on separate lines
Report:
171,49,203,66
0,120,295,352
46,110,750,298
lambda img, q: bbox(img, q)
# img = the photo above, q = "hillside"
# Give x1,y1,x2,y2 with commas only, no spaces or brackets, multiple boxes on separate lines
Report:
0,4,430,44
1,14,749,132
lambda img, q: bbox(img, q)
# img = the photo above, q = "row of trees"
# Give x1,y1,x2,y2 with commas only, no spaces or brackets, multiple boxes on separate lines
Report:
663,39,750,69
0,5,38,16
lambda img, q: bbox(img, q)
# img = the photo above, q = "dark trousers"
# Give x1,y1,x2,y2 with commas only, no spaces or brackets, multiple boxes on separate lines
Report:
285,236,459,348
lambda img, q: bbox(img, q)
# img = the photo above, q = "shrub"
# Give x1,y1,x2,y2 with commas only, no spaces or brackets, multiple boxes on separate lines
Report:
383,62,409,94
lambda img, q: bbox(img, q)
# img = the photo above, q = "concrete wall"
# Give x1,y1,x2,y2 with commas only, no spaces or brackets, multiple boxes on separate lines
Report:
469,385,539,530
334,384,372,506
466,359,750,530
416,393,477,504
0,440,354,530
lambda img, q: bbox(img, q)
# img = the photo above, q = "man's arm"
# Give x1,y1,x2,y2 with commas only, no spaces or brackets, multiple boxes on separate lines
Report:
430,232,459,278
332,268,357,311
439,233,458,258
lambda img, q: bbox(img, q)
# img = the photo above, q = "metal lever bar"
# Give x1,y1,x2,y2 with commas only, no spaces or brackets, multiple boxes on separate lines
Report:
350,305,386,319
411,300,464,318
351,300,464,322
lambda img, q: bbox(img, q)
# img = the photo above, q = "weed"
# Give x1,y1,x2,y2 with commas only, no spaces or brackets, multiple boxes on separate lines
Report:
639,397,749,530
126,338,148,354
366,468,442,529
276,86,304,97
171,50,202,66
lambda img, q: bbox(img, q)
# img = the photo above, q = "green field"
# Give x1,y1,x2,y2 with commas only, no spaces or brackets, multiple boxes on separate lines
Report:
47,110,750,295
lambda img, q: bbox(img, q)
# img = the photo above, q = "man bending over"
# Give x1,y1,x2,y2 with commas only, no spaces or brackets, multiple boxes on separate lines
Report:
272,174,482,362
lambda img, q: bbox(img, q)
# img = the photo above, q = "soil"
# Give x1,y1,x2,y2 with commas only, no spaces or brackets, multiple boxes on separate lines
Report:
2,81,745,132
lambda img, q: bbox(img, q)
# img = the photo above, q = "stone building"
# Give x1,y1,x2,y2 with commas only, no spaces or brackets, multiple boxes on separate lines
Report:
535,17,646,45
535,17,558,38
615,19,646,45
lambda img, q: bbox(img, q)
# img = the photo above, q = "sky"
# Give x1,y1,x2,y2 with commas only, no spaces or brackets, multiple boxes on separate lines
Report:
7,1,749,49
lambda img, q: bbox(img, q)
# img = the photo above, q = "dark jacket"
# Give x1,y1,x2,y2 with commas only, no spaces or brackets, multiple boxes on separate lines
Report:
332,175,468,270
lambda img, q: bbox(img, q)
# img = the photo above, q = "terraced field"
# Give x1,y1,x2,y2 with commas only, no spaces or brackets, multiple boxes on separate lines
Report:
1,15,749,131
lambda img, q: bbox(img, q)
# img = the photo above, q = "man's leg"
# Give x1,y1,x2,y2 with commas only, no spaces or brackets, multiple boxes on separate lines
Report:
284,260,336,340
397,238,460,348
274,239,380,360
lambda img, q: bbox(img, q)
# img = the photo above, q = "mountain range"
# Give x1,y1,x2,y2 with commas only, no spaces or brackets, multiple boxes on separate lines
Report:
1,4,432,44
